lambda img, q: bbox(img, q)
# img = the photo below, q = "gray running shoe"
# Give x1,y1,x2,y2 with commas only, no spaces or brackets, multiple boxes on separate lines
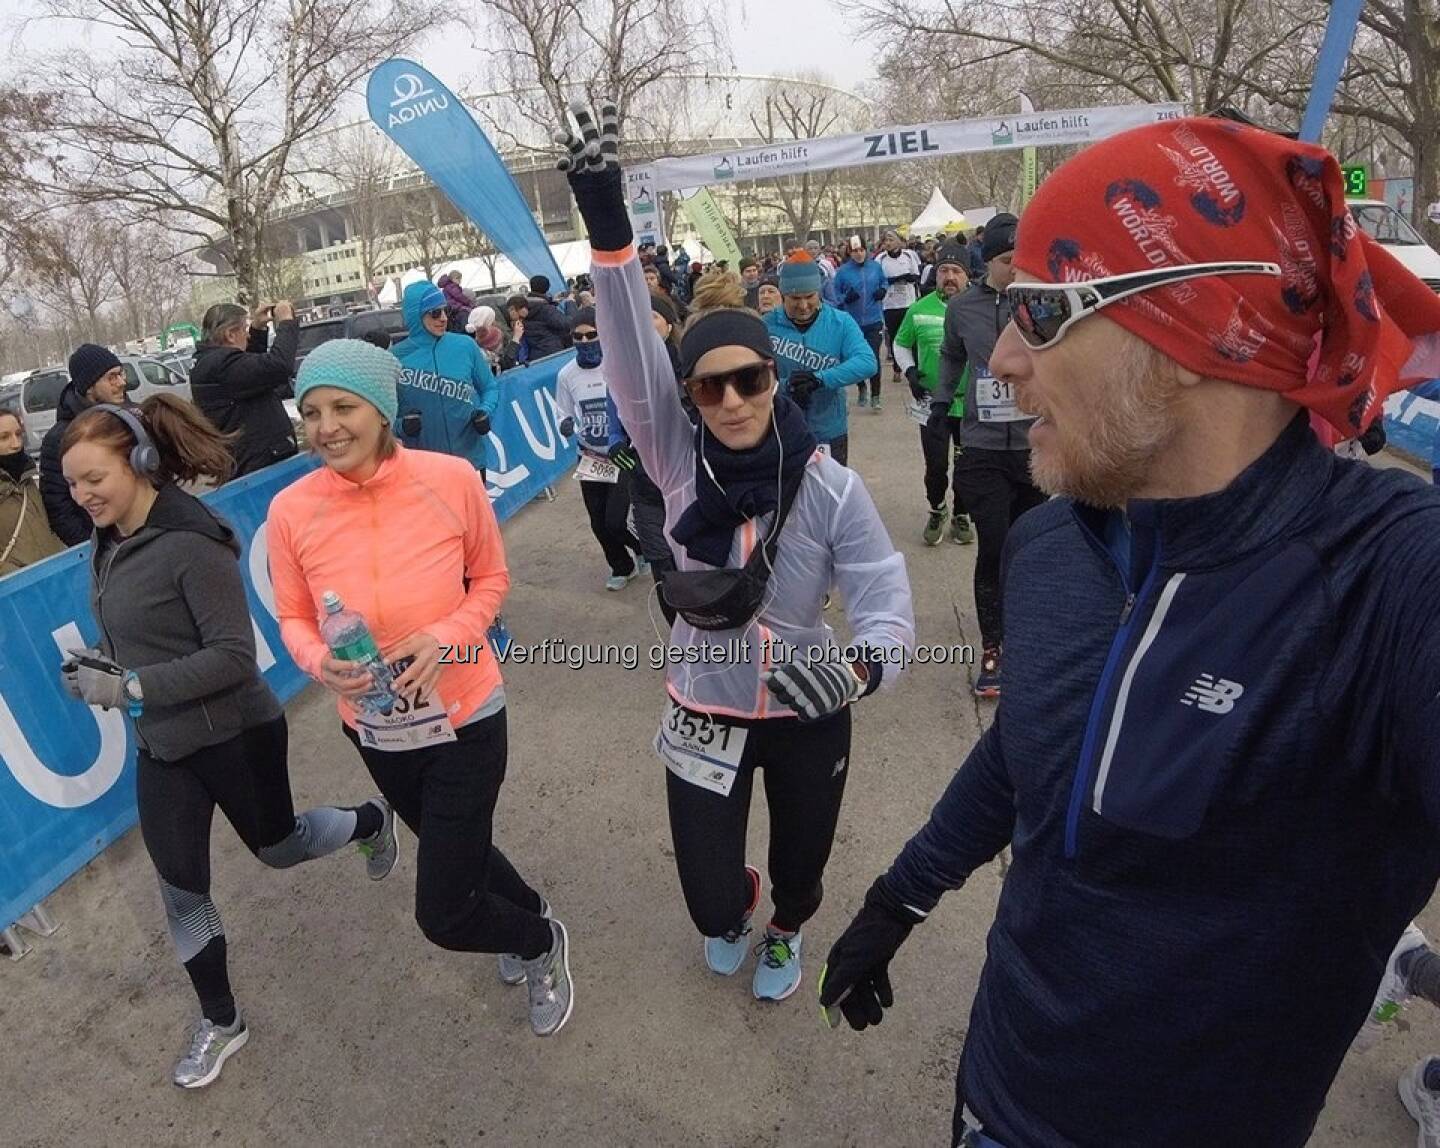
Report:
498,895,552,985
521,919,574,1037
356,797,398,881
172,1013,248,1089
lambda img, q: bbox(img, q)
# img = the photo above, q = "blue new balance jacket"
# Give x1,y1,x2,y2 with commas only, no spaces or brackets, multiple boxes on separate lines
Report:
881,413,1440,1147
831,257,888,329
391,281,499,471
764,304,877,445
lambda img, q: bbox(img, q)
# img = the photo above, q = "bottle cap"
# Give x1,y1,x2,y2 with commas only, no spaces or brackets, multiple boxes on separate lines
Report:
322,590,342,612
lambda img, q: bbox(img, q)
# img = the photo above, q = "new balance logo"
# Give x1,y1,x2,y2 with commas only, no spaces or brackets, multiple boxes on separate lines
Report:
1180,674,1244,714
833,756,848,777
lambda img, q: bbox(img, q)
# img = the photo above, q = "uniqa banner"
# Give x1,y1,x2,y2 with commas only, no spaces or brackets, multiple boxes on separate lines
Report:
678,187,744,264
367,59,566,292
0,359,575,932
636,103,1188,193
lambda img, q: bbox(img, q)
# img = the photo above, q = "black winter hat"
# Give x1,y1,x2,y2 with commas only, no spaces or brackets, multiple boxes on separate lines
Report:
68,343,122,394
935,242,970,269
982,214,1019,261
649,292,679,330
571,305,597,330
529,274,551,296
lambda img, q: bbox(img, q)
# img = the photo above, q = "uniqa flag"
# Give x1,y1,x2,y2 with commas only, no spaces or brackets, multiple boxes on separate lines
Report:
366,59,565,291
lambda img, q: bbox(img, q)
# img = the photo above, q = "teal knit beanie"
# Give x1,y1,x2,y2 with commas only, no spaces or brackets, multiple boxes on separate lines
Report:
294,338,399,423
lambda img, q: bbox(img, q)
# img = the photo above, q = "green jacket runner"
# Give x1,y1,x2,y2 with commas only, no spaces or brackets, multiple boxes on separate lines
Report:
893,290,966,418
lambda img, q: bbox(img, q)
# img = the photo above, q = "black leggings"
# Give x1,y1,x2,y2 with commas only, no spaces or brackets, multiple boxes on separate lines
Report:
580,473,642,577
955,447,1047,649
920,420,967,514
138,715,372,1023
824,435,850,468
344,708,552,960
883,308,907,372
665,705,851,935
860,324,884,398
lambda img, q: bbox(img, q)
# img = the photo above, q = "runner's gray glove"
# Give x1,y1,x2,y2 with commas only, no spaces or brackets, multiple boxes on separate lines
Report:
763,657,867,721
555,99,632,251
59,646,104,700
62,648,127,709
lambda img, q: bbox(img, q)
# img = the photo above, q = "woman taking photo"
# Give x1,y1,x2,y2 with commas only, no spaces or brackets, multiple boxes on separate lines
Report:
0,409,64,573
265,339,573,1038
558,103,914,1002
57,395,393,1088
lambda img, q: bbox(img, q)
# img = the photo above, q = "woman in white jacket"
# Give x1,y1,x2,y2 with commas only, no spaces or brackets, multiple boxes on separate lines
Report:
558,101,915,1003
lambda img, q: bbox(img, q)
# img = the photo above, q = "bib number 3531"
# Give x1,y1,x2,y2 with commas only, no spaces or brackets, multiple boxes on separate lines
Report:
654,701,747,797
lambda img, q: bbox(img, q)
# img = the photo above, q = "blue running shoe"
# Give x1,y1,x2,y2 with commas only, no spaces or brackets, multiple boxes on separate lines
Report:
704,864,761,976
752,928,803,1001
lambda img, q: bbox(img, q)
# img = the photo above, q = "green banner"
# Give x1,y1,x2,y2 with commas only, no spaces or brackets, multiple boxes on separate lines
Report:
679,187,744,265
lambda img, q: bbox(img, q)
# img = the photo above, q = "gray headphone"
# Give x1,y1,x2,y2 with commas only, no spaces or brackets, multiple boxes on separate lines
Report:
93,404,160,477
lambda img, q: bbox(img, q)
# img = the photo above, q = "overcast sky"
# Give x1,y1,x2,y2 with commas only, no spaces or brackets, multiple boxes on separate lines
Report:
3,0,877,96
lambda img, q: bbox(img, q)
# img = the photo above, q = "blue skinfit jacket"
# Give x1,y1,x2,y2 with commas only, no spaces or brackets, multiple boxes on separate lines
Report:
391,281,499,471
831,257,887,329
764,304,877,445
881,414,1440,1147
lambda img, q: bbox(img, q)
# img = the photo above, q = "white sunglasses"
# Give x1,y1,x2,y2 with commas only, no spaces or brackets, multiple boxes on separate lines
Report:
1007,261,1283,350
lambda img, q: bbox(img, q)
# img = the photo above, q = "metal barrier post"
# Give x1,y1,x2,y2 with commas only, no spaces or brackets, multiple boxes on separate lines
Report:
3,898,59,961
2,926,30,961
541,485,557,502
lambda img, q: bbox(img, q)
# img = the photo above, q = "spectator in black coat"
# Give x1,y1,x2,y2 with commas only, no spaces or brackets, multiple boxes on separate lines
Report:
39,343,131,544
506,293,572,360
189,301,299,477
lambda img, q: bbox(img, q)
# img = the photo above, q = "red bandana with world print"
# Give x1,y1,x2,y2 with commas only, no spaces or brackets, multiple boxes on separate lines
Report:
1013,116,1440,435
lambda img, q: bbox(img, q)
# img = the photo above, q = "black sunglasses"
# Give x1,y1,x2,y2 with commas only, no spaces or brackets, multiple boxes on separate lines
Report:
424,307,446,320
684,361,774,408
572,329,599,342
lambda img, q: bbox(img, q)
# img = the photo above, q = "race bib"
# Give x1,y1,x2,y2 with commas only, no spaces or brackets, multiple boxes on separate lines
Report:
974,367,1025,423
884,282,913,311
906,396,931,425
654,701,748,797
574,452,620,483
353,656,457,752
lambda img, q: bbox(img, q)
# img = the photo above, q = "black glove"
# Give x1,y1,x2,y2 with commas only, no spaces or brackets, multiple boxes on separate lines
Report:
842,287,860,305
607,441,638,471
400,411,422,439
788,370,822,408
559,416,576,438
555,100,633,252
905,366,926,402
872,287,887,302
1360,419,1387,455
471,410,492,436
819,877,924,1032
927,401,951,431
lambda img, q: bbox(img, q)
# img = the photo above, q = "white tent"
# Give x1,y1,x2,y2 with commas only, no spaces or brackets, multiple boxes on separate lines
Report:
908,187,968,236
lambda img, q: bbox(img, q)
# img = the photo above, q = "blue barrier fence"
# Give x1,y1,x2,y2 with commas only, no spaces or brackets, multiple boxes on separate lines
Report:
1384,386,1440,474
0,357,574,931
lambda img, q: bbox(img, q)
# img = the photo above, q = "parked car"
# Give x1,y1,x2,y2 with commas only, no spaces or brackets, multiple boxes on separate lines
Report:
293,307,408,374
15,356,191,454
1348,199,1440,292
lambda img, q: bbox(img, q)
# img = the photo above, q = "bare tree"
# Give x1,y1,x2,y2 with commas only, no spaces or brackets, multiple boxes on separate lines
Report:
108,220,193,342
469,0,730,153
33,0,440,304
322,128,407,296
28,209,122,342
0,86,54,299
746,82,849,241
399,191,466,282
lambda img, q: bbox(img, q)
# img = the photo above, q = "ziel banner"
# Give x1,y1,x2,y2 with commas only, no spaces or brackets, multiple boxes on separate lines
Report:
0,360,575,933
638,103,1186,193
624,167,665,249
678,187,743,264
367,59,565,292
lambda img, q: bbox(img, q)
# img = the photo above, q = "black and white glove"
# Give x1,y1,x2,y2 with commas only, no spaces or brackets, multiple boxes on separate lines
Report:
607,441,638,471
471,410,492,436
818,877,925,1032
842,287,860,305
788,370,822,409
559,416,576,438
762,655,866,721
905,366,926,401
555,99,632,252
61,648,128,710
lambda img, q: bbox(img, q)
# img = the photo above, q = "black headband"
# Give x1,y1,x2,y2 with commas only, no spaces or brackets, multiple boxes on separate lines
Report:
679,310,773,378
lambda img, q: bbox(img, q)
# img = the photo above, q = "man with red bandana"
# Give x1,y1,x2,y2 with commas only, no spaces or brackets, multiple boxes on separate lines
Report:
818,116,1440,1148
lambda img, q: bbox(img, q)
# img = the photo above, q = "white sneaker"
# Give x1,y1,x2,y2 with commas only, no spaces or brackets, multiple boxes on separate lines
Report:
1354,923,1429,1052
1399,1057,1440,1148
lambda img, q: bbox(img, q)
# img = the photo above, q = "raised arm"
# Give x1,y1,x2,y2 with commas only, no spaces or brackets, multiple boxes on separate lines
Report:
558,100,693,495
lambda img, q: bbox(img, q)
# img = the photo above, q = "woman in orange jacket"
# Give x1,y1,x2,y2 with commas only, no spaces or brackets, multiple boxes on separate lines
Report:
265,339,573,1037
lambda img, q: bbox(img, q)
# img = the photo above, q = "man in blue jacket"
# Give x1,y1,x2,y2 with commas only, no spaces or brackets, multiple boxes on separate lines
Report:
764,252,877,466
830,237,887,409
391,281,499,479
819,118,1440,1148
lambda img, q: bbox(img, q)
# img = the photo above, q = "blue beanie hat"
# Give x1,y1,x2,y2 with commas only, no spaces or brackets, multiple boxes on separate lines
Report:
294,339,400,423
778,252,823,296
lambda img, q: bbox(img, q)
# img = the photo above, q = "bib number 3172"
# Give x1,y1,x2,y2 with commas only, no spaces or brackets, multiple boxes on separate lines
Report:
654,701,747,797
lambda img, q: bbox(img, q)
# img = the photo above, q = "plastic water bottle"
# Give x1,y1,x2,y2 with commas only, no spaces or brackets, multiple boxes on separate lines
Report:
319,590,396,716
487,612,513,660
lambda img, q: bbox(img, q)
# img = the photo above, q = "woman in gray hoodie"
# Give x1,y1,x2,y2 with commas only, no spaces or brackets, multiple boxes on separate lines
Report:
57,395,396,1090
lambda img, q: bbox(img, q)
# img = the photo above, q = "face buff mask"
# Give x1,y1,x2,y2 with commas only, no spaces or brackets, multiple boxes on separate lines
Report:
575,340,603,368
